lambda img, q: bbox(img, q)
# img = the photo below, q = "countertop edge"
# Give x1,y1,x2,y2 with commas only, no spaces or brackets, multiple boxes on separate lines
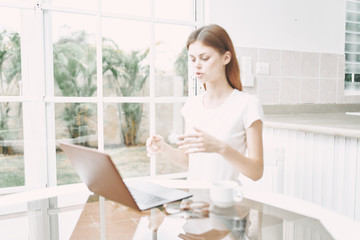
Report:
263,121,360,138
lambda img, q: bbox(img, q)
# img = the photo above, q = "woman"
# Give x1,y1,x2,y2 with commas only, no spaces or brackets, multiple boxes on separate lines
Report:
146,24,264,183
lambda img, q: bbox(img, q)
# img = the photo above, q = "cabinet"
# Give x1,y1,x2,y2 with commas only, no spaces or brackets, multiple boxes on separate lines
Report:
257,123,360,221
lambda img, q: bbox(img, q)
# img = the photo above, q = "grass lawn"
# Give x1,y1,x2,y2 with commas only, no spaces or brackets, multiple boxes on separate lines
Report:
1,145,187,187
0,154,24,187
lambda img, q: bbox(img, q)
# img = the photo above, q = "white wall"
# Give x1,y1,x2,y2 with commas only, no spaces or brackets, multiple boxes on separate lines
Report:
205,0,346,54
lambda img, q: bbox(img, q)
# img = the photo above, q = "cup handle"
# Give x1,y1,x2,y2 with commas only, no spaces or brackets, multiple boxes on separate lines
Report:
233,186,243,202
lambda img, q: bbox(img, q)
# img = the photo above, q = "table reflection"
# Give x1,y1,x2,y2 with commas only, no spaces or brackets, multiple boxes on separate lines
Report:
70,189,334,239
0,185,90,240
0,183,346,240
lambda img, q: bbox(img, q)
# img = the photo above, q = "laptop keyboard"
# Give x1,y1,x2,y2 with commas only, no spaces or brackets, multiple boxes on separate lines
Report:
129,188,166,206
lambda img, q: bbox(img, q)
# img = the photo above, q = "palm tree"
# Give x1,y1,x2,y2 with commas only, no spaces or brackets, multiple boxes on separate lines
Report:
103,39,149,146
53,32,149,147
53,30,96,146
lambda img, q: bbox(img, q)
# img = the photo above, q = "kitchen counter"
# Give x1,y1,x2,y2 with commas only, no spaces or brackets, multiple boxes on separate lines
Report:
262,112,360,222
264,112,360,138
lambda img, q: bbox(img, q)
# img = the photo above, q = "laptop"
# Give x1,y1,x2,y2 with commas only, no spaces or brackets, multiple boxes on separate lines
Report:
59,142,192,211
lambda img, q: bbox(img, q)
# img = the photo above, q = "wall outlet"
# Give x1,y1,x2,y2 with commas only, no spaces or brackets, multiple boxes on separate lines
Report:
256,62,270,75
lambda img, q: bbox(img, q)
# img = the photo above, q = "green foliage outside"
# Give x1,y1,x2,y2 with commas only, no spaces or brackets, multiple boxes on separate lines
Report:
0,30,22,154
0,154,24,187
103,38,149,146
0,28,187,187
53,31,97,146
174,46,188,96
0,29,185,149
54,33,150,147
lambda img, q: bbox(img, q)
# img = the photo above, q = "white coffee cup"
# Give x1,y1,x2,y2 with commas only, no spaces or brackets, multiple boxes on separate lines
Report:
209,180,243,208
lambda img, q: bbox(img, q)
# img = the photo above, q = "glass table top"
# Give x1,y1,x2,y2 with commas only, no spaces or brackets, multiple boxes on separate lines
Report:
0,182,358,240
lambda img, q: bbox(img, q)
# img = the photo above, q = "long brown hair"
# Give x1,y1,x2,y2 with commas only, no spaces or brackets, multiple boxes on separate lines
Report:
186,24,242,91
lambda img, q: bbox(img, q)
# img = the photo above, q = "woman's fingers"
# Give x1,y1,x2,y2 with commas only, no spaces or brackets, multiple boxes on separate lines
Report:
146,136,154,147
184,147,205,154
178,134,199,141
177,138,197,147
146,135,163,146
177,131,205,154
146,135,164,157
177,128,202,140
178,142,203,149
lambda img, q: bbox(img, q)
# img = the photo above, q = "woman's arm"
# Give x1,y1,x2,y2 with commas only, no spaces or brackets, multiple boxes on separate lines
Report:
177,120,264,181
221,120,263,180
146,135,189,167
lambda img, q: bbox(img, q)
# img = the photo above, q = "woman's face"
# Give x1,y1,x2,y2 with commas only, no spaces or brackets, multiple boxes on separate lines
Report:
188,41,228,85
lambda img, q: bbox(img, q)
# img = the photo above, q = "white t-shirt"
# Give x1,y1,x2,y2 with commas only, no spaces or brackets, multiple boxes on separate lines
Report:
181,89,264,182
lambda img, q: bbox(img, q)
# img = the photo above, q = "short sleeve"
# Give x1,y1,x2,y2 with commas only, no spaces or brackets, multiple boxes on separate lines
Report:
243,96,264,129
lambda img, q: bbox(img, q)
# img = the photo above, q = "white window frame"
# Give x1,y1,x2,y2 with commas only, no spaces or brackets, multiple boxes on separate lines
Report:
345,0,360,95
0,0,204,194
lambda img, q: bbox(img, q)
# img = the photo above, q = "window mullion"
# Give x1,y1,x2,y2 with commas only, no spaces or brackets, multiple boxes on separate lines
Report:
21,4,48,189
43,3,57,188
96,0,104,153
149,0,156,177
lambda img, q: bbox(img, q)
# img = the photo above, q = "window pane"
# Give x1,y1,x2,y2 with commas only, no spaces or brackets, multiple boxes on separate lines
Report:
345,73,352,82
345,63,360,73
102,18,150,97
346,12,360,22
155,0,194,21
0,7,22,96
104,103,149,178
50,12,97,97
55,103,98,185
355,74,360,82
155,103,187,175
46,0,97,11
345,53,360,62
155,24,193,97
102,0,150,17
0,102,24,187
346,1,360,94
345,82,360,93
345,43,360,52
346,22,360,32
345,32,360,43
347,1,360,12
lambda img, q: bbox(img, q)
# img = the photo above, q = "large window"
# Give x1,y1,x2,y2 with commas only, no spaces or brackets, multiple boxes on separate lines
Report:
0,0,202,192
345,0,360,95
0,6,24,190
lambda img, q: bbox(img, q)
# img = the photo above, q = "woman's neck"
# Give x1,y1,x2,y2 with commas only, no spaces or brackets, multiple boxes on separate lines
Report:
202,84,234,109
204,79,233,97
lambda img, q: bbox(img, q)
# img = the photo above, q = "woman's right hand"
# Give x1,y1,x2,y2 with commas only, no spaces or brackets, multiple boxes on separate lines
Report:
146,135,165,157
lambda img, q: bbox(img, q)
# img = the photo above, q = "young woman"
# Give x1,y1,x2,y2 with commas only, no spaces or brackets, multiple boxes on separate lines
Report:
146,24,264,183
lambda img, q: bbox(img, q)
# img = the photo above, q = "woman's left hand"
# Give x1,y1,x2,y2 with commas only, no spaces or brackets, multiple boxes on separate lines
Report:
177,127,223,154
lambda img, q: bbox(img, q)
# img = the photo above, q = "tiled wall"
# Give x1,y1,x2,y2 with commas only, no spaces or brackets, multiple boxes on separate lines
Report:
236,47,360,106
